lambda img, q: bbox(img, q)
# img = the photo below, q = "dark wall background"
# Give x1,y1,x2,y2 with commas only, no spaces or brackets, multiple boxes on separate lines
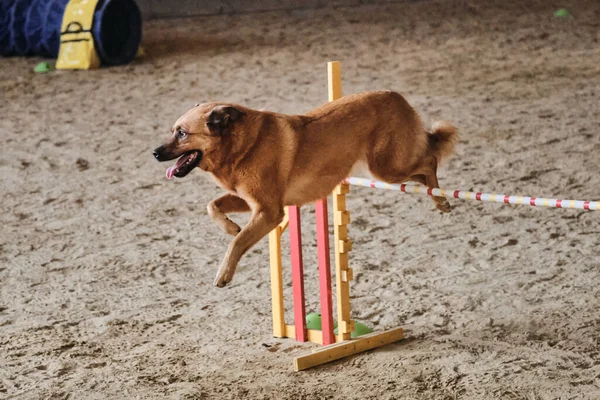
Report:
135,0,418,19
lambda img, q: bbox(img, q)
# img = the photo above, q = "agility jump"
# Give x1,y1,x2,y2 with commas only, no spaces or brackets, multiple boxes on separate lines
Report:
269,62,405,372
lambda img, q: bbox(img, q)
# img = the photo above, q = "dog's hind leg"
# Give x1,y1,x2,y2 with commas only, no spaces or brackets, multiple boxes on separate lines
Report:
382,158,451,213
214,206,285,287
417,156,451,213
207,194,251,236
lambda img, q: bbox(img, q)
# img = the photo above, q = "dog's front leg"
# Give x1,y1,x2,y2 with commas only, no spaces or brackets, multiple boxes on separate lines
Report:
214,207,284,287
207,194,251,236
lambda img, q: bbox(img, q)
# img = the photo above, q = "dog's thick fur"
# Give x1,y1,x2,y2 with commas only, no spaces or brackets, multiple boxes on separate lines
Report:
153,91,457,287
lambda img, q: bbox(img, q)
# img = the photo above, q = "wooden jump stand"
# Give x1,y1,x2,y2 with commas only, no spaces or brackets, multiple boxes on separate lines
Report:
269,61,405,372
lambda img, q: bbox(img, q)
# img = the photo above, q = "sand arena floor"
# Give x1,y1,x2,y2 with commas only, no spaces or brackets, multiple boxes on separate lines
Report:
1,1,600,398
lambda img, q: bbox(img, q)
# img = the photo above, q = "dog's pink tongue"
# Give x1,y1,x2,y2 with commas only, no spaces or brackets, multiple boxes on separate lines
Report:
166,166,175,180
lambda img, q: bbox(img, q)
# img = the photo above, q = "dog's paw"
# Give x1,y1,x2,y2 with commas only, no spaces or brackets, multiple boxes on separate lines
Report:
213,275,230,287
435,199,452,213
214,278,229,288
214,268,234,287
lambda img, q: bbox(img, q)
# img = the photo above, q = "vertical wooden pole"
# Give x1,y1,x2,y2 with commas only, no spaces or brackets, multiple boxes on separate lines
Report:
269,227,286,338
288,205,307,342
328,61,342,102
328,61,354,342
315,199,334,345
333,184,354,342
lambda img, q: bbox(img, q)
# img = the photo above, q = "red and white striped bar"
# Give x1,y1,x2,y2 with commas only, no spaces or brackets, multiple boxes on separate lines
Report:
345,177,598,211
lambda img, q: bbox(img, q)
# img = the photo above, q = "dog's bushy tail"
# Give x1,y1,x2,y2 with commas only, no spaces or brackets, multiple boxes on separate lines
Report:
427,121,458,163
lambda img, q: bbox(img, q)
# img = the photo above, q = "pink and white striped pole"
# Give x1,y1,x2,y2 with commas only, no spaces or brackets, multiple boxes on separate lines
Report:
345,177,598,211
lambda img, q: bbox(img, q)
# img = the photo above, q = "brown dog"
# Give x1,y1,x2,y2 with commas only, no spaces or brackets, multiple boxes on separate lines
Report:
153,91,457,287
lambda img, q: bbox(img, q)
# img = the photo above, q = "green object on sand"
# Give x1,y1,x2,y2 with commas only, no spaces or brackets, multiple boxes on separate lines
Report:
334,321,374,338
307,312,373,337
34,62,55,73
352,322,374,337
554,8,570,18
306,313,322,330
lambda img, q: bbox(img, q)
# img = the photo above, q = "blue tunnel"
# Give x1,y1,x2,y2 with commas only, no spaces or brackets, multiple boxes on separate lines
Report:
0,0,142,66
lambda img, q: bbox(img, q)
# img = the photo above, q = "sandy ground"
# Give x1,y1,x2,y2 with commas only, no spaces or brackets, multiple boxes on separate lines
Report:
1,1,600,399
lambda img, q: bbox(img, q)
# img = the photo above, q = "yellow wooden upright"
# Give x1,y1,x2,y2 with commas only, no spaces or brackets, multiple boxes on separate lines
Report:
269,212,289,338
327,61,354,342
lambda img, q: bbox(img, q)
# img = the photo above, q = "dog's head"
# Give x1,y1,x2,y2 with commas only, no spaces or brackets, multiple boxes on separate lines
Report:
153,103,246,179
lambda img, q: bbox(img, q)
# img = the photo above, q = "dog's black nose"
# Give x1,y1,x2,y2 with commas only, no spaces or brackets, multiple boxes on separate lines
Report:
153,147,162,160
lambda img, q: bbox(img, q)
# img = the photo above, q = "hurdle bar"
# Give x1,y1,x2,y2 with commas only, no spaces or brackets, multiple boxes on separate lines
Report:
269,61,404,371
345,178,599,211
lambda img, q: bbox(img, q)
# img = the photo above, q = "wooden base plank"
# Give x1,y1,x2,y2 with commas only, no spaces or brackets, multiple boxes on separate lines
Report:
284,325,324,345
293,327,404,371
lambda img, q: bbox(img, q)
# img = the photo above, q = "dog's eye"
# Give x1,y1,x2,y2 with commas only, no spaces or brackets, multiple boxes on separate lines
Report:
177,130,187,139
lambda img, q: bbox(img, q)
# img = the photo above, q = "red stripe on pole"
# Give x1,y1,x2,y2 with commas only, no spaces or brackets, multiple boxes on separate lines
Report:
370,180,376,188
315,199,334,345
530,197,536,206
504,195,510,204
476,193,482,201
400,184,406,192
584,201,590,210
453,190,460,199
427,187,433,196
288,206,306,342
556,199,562,208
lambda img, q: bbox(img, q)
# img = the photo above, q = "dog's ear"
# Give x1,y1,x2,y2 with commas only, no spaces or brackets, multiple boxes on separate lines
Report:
206,105,245,135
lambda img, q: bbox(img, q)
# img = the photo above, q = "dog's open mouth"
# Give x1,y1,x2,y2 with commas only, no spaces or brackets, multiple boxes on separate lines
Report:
166,151,202,179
